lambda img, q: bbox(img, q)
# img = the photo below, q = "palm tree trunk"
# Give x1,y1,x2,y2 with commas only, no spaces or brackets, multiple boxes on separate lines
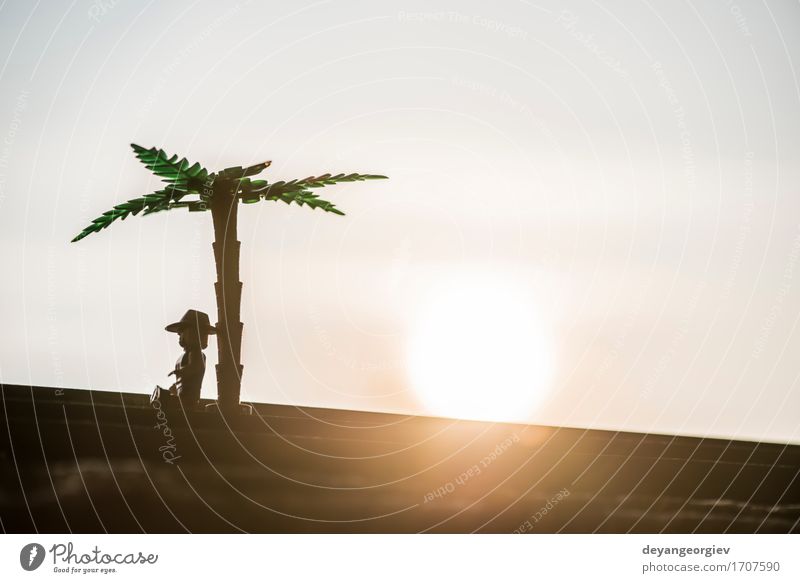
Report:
210,187,243,410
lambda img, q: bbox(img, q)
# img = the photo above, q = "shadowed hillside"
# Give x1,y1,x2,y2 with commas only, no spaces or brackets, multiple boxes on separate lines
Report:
1,384,798,533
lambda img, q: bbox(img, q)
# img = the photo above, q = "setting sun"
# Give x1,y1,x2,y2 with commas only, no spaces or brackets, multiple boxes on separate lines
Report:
407,277,555,423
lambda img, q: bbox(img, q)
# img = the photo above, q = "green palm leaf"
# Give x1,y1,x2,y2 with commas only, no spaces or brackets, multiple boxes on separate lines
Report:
271,189,345,215
70,188,185,242
246,172,387,195
72,145,209,242
239,173,387,215
131,143,209,191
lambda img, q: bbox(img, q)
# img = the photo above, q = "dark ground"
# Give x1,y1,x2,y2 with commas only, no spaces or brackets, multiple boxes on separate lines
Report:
1,383,798,533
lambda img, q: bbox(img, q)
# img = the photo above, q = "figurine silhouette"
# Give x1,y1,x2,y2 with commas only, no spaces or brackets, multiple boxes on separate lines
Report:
151,309,216,409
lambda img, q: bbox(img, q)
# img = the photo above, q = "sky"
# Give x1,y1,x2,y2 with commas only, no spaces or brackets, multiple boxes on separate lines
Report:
1,0,799,444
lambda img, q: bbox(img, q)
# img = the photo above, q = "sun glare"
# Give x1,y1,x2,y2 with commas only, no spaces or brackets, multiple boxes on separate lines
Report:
407,277,555,423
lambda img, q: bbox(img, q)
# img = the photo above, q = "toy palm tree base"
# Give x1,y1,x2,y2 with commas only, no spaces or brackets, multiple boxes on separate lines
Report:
204,401,253,416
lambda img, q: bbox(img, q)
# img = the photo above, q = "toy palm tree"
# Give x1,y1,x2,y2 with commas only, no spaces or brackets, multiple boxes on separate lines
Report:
72,144,387,412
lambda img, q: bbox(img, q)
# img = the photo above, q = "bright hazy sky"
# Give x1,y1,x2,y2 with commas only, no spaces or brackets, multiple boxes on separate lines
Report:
1,0,799,443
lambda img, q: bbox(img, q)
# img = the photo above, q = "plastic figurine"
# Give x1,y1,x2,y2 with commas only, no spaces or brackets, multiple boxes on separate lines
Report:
151,309,216,409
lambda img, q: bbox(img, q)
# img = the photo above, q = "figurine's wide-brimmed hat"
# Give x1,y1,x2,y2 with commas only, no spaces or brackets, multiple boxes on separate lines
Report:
165,309,217,334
